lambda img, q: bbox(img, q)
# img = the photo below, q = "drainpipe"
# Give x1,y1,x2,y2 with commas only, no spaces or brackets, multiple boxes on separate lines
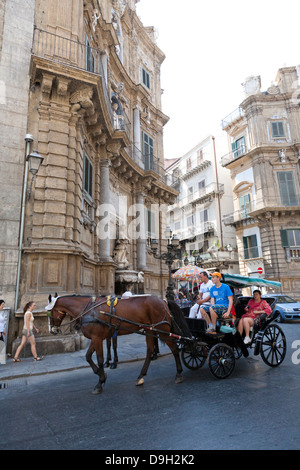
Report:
212,136,224,248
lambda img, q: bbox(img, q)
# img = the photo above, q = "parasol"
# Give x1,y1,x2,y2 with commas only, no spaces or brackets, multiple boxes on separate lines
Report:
172,265,205,283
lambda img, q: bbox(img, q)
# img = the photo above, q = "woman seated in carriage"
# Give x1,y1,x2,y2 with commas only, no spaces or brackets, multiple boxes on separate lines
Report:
237,289,272,344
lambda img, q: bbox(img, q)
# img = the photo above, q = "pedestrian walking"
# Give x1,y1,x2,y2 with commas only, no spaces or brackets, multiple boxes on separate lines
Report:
13,301,42,362
0,300,6,342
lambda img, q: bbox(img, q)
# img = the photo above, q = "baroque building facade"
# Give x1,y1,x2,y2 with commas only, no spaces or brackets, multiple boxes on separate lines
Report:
0,0,177,351
166,135,239,273
221,68,300,298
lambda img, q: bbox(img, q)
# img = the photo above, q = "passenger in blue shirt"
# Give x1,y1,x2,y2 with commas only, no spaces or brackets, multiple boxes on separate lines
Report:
200,272,234,334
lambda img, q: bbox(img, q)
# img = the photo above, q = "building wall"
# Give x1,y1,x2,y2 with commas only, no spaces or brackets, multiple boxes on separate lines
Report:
1,0,178,350
166,134,238,273
0,0,35,310
222,69,300,298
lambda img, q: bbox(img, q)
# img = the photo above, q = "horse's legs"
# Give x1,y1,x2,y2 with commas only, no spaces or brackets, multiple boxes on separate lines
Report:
136,335,154,386
86,342,98,374
164,338,183,384
110,336,118,369
86,338,107,394
104,337,112,368
151,337,160,360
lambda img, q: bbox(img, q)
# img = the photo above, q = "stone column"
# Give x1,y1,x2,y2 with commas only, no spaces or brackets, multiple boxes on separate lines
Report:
133,107,142,165
135,192,147,271
98,157,112,261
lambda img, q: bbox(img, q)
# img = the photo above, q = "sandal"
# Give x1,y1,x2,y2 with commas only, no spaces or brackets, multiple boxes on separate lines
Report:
13,358,22,362
33,357,42,361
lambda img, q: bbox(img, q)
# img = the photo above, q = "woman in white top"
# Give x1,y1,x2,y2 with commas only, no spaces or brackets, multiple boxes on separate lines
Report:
0,300,6,342
13,301,41,362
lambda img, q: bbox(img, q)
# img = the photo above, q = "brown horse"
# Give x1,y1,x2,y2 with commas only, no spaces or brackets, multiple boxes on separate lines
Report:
46,294,187,394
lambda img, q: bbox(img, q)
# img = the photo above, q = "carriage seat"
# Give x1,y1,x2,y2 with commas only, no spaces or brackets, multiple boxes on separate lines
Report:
185,317,206,334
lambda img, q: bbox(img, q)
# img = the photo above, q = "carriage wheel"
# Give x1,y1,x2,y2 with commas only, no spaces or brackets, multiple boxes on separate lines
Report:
208,343,235,379
260,324,286,367
181,343,207,370
233,346,243,359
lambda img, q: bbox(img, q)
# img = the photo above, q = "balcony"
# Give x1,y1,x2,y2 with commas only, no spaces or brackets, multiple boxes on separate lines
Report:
181,156,211,180
221,144,247,166
221,106,244,130
180,183,224,207
223,196,299,225
32,27,115,128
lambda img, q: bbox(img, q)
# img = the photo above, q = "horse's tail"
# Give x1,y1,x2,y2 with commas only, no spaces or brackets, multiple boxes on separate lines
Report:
167,300,192,338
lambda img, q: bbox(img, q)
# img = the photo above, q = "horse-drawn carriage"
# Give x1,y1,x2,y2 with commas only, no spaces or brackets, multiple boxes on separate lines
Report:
181,295,286,379
45,274,286,393
180,273,286,379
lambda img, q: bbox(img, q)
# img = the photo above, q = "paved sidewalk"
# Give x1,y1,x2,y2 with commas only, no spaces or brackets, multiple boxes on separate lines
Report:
0,334,170,382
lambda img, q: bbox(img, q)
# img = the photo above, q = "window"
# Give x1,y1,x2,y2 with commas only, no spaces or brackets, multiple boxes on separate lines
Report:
277,172,298,206
200,209,208,223
198,180,205,191
243,234,259,259
83,153,93,198
232,136,246,159
85,36,95,73
187,215,194,227
146,209,156,238
188,186,193,202
271,121,285,138
197,149,203,164
142,132,154,170
186,158,192,171
281,229,300,248
142,68,150,89
239,194,251,218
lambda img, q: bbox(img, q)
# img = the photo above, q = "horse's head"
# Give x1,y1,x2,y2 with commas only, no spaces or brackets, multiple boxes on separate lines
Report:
45,294,65,335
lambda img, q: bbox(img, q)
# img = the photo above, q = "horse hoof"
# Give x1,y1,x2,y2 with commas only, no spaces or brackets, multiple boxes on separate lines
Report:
110,363,117,369
136,378,144,386
175,376,183,384
92,387,103,395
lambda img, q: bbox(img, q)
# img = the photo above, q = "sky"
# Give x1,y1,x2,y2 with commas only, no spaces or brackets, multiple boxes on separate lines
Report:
136,0,300,160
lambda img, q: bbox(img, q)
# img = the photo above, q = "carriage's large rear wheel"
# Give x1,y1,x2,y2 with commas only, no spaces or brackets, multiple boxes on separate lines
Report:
260,324,286,367
208,343,235,379
181,343,207,370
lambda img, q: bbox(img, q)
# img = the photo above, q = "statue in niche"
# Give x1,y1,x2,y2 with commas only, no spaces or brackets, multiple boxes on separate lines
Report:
279,149,286,162
113,237,130,269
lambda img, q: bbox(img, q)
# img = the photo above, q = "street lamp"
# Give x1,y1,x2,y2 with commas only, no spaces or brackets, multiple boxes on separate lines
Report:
150,227,181,300
14,137,44,311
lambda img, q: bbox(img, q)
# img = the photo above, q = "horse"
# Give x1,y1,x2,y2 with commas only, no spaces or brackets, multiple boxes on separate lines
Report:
46,294,190,394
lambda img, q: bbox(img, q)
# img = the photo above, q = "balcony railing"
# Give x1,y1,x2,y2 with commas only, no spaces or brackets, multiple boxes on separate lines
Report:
180,183,224,207
221,106,244,129
221,144,247,166
223,196,300,225
32,27,114,125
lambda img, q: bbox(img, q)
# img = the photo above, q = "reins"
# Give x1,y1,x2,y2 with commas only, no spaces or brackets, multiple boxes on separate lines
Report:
51,295,174,338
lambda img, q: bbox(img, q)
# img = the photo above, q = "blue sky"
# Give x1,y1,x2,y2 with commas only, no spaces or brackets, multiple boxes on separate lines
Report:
136,0,300,159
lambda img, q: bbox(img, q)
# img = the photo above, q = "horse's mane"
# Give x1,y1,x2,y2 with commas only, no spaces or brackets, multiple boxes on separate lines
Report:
167,300,192,338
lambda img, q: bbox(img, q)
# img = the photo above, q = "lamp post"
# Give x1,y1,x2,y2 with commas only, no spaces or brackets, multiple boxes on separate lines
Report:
14,136,44,311
150,226,180,300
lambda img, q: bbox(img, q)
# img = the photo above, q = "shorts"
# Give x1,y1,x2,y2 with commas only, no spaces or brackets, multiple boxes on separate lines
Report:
22,329,33,337
200,304,230,318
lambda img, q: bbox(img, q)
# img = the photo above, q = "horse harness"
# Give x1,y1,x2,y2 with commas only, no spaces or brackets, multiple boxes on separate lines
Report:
53,295,172,338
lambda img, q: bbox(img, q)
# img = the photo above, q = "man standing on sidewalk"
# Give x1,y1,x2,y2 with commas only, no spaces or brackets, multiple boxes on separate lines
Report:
200,272,234,333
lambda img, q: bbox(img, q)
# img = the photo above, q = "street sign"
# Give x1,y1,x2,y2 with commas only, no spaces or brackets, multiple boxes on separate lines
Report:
257,267,263,274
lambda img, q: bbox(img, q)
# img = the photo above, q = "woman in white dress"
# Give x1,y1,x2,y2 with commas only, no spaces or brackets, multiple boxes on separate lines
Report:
13,301,42,362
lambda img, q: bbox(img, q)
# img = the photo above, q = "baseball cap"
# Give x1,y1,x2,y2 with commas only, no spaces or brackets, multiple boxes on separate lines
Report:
212,272,221,278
